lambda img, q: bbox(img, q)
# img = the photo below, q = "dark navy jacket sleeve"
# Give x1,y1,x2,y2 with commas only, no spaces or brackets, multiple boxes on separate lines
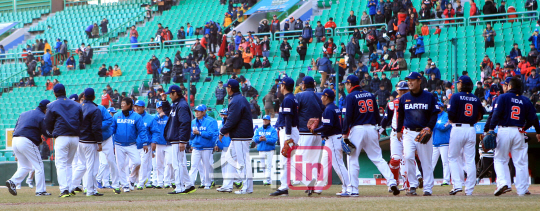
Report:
342,94,354,135
396,97,405,132
220,99,239,135
490,96,504,130
177,103,191,143
91,108,103,144
380,103,394,128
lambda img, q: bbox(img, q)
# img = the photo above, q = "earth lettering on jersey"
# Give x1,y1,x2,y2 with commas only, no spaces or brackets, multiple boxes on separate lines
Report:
117,119,135,124
404,103,429,110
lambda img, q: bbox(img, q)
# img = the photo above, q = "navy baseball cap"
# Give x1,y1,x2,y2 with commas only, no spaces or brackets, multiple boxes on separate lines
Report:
195,104,207,111
108,107,117,113
165,85,181,94
405,72,423,80
503,77,512,85
224,79,239,89
69,94,78,101
322,88,335,98
38,99,50,108
220,108,228,115
156,101,163,108
303,76,314,84
346,75,360,85
458,75,472,84
262,115,271,120
84,88,95,97
282,77,294,87
397,81,409,90
53,83,65,93
134,100,145,107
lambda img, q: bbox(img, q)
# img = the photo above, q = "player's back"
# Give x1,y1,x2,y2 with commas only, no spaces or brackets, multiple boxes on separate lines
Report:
493,91,536,127
447,92,483,125
276,93,299,128
345,89,379,127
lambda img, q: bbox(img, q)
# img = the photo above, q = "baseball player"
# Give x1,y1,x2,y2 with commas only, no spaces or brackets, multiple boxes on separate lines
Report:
164,85,196,195
447,75,485,195
396,72,440,196
75,88,104,196
295,76,325,192
152,101,173,189
189,104,218,189
6,100,52,196
431,102,451,187
219,79,255,194
253,115,278,186
43,84,83,198
342,75,399,196
96,107,118,190
130,100,159,190
380,81,409,190
489,77,540,196
111,98,148,193
216,108,236,193
311,89,351,196
269,77,299,197
70,93,87,194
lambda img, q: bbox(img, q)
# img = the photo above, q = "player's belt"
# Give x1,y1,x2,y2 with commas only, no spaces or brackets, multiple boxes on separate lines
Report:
499,126,519,128
278,126,298,130
453,123,474,127
405,127,423,132
353,124,374,127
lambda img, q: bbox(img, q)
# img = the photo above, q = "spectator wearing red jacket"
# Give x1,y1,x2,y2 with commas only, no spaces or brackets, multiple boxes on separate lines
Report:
101,89,113,108
161,27,172,42
324,17,337,30
252,38,263,57
443,4,455,23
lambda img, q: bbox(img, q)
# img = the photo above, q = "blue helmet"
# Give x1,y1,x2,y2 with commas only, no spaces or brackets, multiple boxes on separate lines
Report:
219,108,228,115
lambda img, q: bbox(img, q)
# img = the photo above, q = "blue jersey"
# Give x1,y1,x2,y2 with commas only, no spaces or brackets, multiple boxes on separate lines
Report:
433,111,451,147
490,89,540,132
447,92,485,125
313,102,342,138
397,90,440,131
342,87,380,134
276,93,299,134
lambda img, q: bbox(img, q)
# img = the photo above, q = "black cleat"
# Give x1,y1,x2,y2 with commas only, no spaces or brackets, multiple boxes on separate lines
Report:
269,189,289,196
6,180,17,196
423,192,432,196
171,183,176,189
390,185,400,195
407,187,418,196
69,191,76,196
494,185,508,196
526,190,531,195
36,192,51,196
59,190,71,198
210,181,215,188
181,186,197,194
198,185,205,189
168,191,181,195
74,187,83,193
113,188,121,194
154,186,163,189
418,177,423,189
234,182,243,189
87,193,104,196
449,188,462,195
137,187,143,190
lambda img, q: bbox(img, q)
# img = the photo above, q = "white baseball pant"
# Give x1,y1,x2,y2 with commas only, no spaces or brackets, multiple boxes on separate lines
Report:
155,144,173,187
403,129,434,193
172,143,193,192
26,170,35,186
494,127,529,195
129,148,151,187
77,142,100,195
115,144,140,188
298,134,323,186
318,135,351,193
230,140,253,193
449,125,476,194
96,151,110,184
189,149,212,187
208,152,215,183
389,131,406,184
258,150,274,184
71,150,84,190
348,125,396,194
97,137,119,188
221,146,237,189
10,137,46,193
432,145,450,184
54,136,79,193
277,127,299,191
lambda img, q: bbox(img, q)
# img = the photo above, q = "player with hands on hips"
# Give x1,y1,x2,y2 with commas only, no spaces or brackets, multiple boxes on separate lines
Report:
270,77,300,197
342,75,400,196
396,72,440,196
253,115,278,186
188,104,218,190
446,75,485,196
131,100,160,190
488,77,540,196
431,102,451,187
6,100,52,196
311,89,352,197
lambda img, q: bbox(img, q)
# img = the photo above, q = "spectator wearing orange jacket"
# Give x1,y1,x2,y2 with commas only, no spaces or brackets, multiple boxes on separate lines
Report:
101,89,113,108
517,57,534,79
324,17,337,31
421,24,430,36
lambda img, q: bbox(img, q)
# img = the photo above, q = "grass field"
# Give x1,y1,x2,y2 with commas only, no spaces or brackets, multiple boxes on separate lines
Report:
2,185,540,210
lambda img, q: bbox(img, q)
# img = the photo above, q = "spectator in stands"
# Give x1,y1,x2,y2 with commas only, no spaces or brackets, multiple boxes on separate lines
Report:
317,54,332,89
527,69,540,94
361,72,372,91
59,40,68,61
260,35,270,58
43,40,51,54
510,43,523,63
455,0,464,17
280,38,292,62
433,26,441,36
262,57,271,68
190,63,201,82
314,21,325,42
41,49,52,76
483,23,496,49
529,29,540,50
263,90,276,118
85,24,93,38
420,24,429,36
232,51,243,74
474,81,485,99
296,37,308,61
427,73,441,92
426,62,441,79
301,21,313,41
101,89,113,108
395,32,406,58
322,37,337,57
38,39,44,53
161,27,172,43
443,4,455,24
91,23,99,38
367,0,377,22
294,18,304,34
347,11,357,27
324,17,336,31
374,83,390,108
374,10,385,24
112,64,122,77
361,11,372,25
250,95,261,119
375,59,390,72
62,55,75,71
26,76,35,87
215,81,227,105
252,57,262,69
204,52,216,76
85,44,93,65
270,15,280,34
380,73,391,90
526,0,538,15
130,25,139,48
411,36,425,58
98,64,108,77
242,48,253,69
151,55,160,85
346,38,358,70
492,63,505,79
371,73,381,91
481,55,494,78
18,79,24,88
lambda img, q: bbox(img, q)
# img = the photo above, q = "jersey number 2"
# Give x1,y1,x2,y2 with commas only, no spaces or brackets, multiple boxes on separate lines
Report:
464,103,473,117
511,106,520,120
358,99,374,113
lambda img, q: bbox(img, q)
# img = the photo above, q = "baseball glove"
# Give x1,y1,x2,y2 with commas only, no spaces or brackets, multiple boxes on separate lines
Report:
414,128,432,144
341,138,352,155
307,118,320,131
482,131,497,152
281,139,297,158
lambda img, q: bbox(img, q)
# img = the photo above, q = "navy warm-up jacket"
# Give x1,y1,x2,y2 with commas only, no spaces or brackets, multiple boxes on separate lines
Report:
164,97,192,144
44,96,83,137
13,107,50,146
220,92,254,140
80,100,103,143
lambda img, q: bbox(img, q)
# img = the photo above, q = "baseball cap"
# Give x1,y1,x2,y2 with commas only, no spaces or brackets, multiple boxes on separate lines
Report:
397,81,409,90
164,85,181,94
84,88,95,98
430,62,436,66
134,100,145,107
195,104,207,111
108,107,117,113
156,101,163,108
437,102,444,109
38,99,50,109
536,29,539,32
262,115,271,120
69,94,78,101
224,79,239,89
53,84,65,93
302,76,314,84
503,77,512,85
281,77,295,87
405,72,423,80
219,108,228,115
218,80,223,84
346,75,360,85
322,88,335,99
458,75,472,84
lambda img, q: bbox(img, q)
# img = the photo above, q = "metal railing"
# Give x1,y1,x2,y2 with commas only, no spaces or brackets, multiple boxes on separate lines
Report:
419,17,467,27
468,11,539,25
272,29,330,40
110,41,161,52
162,38,198,49
63,0,89,7
334,24,387,36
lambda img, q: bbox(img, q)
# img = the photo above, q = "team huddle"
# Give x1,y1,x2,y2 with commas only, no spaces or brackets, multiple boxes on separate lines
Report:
4,72,540,197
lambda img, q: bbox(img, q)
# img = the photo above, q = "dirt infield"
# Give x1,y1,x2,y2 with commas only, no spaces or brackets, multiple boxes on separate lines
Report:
1,185,539,210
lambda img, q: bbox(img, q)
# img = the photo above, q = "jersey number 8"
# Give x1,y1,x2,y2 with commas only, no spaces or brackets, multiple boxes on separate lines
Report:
358,99,374,113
